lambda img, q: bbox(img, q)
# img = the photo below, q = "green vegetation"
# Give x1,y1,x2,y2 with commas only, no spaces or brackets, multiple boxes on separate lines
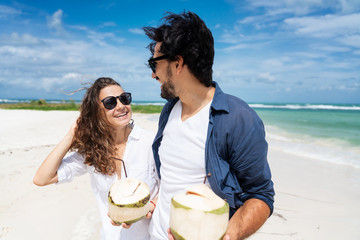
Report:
131,104,163,113
0,100,163,113
0,100,79,111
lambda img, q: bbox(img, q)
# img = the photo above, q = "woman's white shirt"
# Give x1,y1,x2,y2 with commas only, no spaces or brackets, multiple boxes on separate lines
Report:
57,124,158,240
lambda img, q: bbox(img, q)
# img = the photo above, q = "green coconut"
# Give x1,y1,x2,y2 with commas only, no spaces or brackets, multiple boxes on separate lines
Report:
170,184,229,240
108,178,151,225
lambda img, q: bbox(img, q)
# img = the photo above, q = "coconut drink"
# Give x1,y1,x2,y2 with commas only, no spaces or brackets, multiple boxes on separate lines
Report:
170,184,229,240
108,178,151,225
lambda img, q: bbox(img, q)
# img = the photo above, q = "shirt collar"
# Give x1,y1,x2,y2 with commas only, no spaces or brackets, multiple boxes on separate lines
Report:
128,124,141,141
211,81,229,113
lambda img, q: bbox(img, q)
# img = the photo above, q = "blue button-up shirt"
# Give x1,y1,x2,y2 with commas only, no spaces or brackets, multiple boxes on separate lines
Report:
152,82,274,217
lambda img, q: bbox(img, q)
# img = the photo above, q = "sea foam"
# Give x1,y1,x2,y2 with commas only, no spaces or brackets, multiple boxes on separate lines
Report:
266,125,360,169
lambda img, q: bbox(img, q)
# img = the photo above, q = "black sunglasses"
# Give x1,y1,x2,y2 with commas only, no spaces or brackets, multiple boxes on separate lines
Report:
148,54,170,73
101,92,132,110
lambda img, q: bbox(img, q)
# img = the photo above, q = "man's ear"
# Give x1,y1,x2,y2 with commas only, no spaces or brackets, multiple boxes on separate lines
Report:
175,56,184,71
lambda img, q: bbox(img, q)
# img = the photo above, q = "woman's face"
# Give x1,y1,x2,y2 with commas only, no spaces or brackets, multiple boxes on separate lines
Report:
98,85,132,129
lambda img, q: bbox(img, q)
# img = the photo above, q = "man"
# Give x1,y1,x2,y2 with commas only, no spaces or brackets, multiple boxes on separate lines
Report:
143,11,274,240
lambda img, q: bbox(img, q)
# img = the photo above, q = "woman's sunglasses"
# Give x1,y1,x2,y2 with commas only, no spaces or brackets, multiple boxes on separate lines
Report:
101,92,132,110
148,54,169,73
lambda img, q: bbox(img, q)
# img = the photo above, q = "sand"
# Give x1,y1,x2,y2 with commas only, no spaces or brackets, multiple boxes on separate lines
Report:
0,109,359,240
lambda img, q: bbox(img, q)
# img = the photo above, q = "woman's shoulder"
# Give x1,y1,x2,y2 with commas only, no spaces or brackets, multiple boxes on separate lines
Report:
131,124,156,141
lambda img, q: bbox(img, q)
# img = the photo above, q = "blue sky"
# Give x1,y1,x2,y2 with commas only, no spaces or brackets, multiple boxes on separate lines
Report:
0,0,359,103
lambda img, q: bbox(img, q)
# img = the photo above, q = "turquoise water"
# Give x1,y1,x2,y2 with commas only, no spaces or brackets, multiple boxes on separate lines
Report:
251,104,360,168
254,107,360,146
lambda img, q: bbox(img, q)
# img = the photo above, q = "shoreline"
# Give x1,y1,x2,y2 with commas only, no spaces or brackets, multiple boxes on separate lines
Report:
0,110,359,239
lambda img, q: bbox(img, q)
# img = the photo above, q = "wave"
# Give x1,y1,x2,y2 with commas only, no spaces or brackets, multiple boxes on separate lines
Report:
0,99,82,104
250,103,360,111
266,125,360,169
0,99,30,103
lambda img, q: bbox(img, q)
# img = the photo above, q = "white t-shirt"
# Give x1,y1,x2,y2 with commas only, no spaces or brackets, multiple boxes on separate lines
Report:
57,124,159,240
149,100,211,240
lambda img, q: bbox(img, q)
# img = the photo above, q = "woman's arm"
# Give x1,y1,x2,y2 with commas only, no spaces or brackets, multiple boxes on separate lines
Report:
33,122,76,186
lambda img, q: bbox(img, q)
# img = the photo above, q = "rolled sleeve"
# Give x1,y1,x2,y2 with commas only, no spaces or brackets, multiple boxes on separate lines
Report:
230,120,274,214
57,152,87,184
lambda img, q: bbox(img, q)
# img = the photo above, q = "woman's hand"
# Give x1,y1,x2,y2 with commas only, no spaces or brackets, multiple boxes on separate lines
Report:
33,119,78,186
110,219,132,229
109,198,156,229
67,120,77,139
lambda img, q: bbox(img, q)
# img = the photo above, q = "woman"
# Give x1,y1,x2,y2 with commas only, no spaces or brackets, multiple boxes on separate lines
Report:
33,77,158,240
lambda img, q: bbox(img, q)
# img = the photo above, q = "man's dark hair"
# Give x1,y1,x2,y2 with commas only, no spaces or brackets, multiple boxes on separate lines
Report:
143,11,214,87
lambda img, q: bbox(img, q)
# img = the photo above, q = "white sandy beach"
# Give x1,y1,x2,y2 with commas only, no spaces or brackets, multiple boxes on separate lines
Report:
0,109,359,240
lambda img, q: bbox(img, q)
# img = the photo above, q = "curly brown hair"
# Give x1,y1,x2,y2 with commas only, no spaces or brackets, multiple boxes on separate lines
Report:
70,77,121,175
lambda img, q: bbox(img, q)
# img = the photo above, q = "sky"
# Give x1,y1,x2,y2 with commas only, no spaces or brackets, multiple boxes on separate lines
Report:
0,0,360,104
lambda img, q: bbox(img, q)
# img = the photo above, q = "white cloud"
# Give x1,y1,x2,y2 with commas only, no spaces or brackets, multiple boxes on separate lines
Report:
263,57,291,67
0,5,21,19
264,0,325,16
337,82,359,91
41,77,64,91
219,32,243,44
257,72,276,83
312,44,351,52
47,9,65,35
338,0,360,13
70,25,88,31
128,28,143,35
238,16,258,24
0,29,150,94
0,45,37,59
99,22,116,28
284,13,360,38
231,0,360,16
63,73,82,79
69,24,125,44
338,34,360,48
222,43,248,51
0,33,40,45
87,31,117,46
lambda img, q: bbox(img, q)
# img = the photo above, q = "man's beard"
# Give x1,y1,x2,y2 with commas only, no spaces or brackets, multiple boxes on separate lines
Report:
160,65,177,100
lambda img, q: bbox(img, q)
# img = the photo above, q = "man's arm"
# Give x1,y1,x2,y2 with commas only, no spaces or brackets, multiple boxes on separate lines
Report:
223,198,270,240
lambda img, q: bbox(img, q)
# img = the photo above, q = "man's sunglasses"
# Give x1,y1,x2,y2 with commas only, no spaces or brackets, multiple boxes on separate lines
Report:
148,54,170,73
101,92,132,110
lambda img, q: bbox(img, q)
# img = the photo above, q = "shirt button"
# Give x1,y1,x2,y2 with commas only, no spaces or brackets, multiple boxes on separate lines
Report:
207,172,212,177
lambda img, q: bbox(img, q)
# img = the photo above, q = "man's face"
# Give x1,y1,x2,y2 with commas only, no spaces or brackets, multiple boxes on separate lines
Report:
152,42,177,100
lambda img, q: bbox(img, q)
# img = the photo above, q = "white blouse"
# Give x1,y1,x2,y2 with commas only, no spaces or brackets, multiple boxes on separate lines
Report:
57,124,159,240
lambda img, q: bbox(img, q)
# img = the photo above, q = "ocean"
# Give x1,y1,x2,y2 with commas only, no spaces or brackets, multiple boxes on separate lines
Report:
1,99,359,168
252,103,360,169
